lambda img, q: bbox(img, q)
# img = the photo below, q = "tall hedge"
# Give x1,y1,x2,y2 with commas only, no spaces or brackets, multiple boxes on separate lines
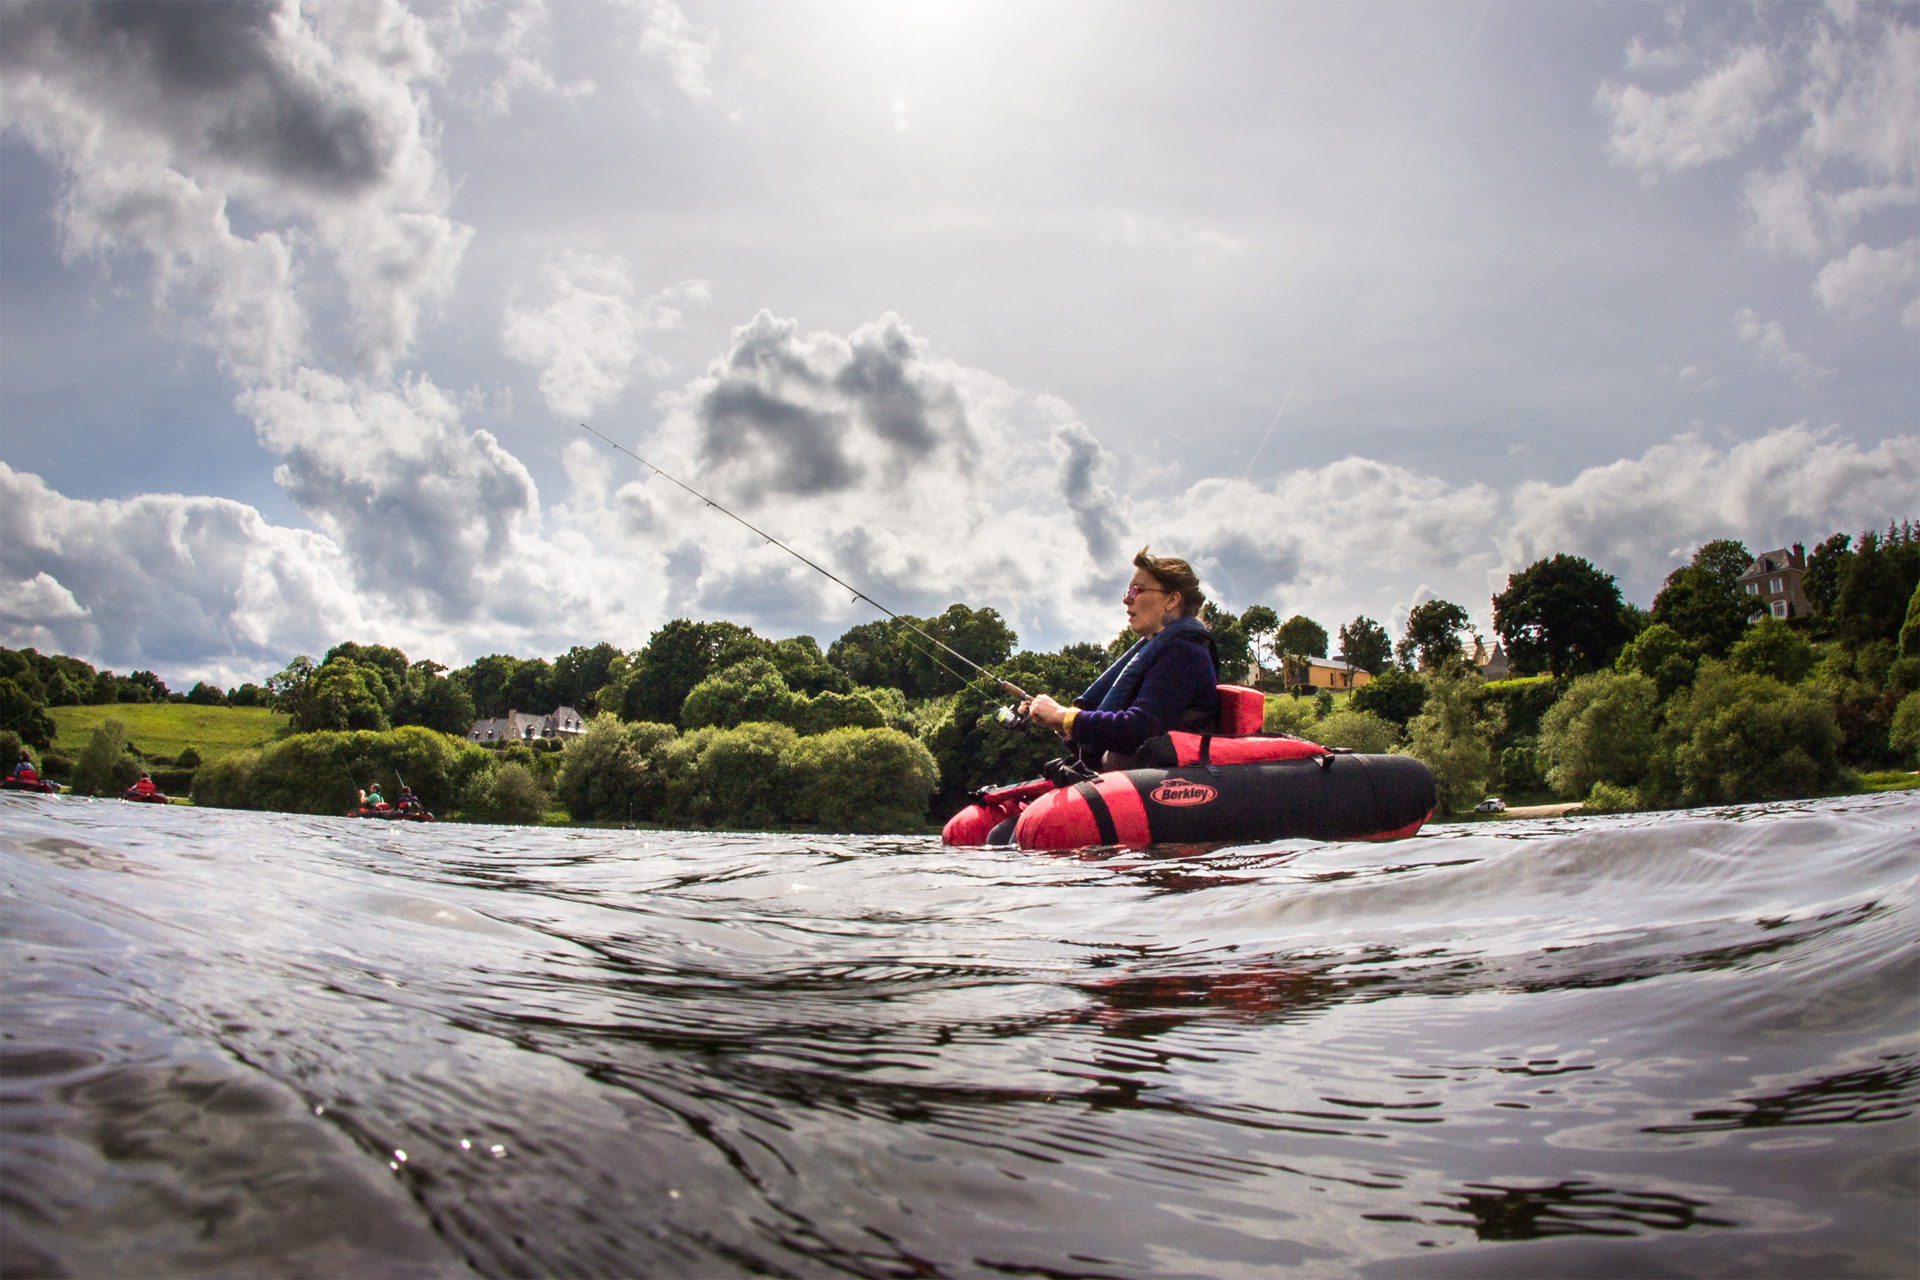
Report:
558,713,939,832
190,726,495,815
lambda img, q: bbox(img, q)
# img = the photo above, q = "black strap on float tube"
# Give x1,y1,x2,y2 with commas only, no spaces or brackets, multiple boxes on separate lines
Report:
573,422,1031,703
1073,781,1119,846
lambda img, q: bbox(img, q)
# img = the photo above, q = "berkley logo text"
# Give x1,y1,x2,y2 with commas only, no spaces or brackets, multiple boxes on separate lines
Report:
1150,781,1217,807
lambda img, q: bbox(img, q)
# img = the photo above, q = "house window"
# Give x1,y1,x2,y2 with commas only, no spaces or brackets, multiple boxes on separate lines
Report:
1771,600,1788,619
1769,577,1783,594
1745,582,1759,594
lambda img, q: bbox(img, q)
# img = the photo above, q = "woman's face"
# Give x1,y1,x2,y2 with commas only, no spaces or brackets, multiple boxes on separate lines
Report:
1124,569,1180,636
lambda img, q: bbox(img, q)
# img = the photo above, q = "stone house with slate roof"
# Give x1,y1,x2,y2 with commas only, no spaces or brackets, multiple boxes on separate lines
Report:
468,706,586,744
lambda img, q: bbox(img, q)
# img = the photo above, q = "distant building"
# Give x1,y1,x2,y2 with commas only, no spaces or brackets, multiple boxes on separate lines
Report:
468,706,585,744
1284,656,1373,691
1477,642,1512,681
1738,545,1810,621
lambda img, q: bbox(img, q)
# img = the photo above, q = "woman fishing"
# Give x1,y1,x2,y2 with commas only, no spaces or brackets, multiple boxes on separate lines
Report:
1019,548,1220,769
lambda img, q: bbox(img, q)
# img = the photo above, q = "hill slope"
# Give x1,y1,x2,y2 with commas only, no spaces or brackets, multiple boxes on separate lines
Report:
48,705,290,763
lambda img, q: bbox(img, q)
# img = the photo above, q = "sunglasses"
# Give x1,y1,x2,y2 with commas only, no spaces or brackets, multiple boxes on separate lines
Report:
1123,584,1169,603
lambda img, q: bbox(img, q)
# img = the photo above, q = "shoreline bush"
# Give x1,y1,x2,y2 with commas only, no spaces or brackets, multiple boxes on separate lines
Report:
558,713,938,832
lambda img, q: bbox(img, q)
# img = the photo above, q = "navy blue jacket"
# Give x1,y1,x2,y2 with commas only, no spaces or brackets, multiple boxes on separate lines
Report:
1069,619,1219,756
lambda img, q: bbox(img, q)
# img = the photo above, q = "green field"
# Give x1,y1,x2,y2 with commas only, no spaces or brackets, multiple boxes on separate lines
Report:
48,704,290,763
1854,771,1920,794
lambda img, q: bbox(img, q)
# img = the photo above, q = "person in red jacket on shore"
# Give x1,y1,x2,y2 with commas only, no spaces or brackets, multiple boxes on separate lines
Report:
129,772,159,797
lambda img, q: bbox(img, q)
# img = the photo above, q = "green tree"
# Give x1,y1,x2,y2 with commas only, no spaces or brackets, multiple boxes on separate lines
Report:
557,715,678,823
828,605,1016,700
295,662,390,732
551,642,628,712
185,681,228,706
1536,671,1661,801
623,620,772,725
1337,616,1393,676
1349,668,1428,727
227,683,270,708
1652,662,1843,806
1727,617,1817,684
1803,532,1851,619
1398,600,1471,670
389,659,477,735
322,643,409,705
1239,606,1279,670
472,762,549,825
1614,622,1697,698
1833,527,1920,648
768,636,852,697
786,727,939,832
1201,602,1253,682
1649,539,1752,658
1397,670,1501,815
1902,580,1920,659
1492,554,1633,676
125,670,169,702
1263,693,1319,737
1304,708,1398,753
1274,614,1329,661
1890,691,1920,765
266,654,316,715
662,722,799,829
0,677,55,749
70,718,131,797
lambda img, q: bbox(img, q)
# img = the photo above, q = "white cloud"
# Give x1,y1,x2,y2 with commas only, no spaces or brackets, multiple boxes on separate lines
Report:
1502,424,1920,585
0,0,473,380
1598,45,1779,179
502,252,710,420
627,0,725,107
429,0,595,115
0,462,367,686
1732,307,1834,388
1813,238,1920,324
1103,210,1251,265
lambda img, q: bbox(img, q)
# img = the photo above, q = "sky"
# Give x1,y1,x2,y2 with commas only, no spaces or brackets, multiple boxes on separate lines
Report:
1,0,1915,689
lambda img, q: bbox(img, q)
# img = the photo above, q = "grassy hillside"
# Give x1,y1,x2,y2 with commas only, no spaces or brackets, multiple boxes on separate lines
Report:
48,704,289,763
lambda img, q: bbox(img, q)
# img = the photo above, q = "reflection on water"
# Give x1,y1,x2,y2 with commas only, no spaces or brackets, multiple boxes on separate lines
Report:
1,791,1916,1277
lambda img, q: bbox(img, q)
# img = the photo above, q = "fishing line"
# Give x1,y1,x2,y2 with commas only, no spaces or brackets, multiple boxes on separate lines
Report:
573,423,1031,701
1240,0,1493,481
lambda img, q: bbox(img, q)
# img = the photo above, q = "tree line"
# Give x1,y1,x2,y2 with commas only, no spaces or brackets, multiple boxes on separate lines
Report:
5,518,1914,829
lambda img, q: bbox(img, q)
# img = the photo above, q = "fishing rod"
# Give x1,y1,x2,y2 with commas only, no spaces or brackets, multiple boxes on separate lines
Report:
573,423,1032,703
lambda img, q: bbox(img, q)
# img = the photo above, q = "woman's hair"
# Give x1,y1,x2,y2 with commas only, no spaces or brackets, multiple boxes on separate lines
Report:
1133,547,1206,618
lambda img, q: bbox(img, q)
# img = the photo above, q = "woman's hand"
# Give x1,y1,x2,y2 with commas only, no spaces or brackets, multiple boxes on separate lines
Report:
1022,694,1071,735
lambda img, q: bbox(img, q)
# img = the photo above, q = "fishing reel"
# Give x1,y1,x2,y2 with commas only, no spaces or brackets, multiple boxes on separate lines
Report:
995,703,1031,731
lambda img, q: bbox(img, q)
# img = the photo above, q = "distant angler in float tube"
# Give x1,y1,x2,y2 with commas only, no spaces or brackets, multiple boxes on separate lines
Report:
348,784,435,823
944,548,1434,851
5,752,59,795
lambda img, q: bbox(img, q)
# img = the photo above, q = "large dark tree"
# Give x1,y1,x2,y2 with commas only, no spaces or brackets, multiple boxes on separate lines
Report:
1397,600,1471,670
1833,525,1920,648
1275,614,1329,659
1803,532,1851,619
1201,602,1253,681
1349,668,1428,727
1239,606,1279,670
828,605,1015,700
1336,616,1393,675
551,643,626,710
1649,539,1752,659
623,620,771,725
1492,554,1633,676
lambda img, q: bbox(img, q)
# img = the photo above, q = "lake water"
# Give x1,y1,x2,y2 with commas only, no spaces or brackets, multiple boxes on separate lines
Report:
2,792,1915,1278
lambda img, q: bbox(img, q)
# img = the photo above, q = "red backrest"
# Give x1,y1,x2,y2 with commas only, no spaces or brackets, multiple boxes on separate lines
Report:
1215,685,1265,736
